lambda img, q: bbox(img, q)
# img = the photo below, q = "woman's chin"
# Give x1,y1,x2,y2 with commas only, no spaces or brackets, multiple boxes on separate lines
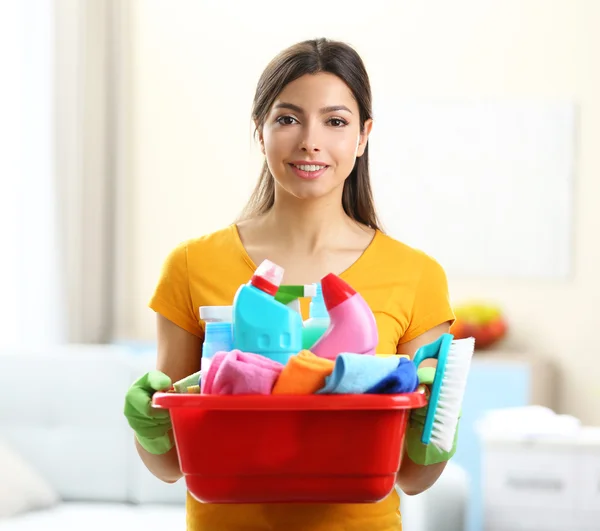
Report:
280,179,343,201
290,185,337,202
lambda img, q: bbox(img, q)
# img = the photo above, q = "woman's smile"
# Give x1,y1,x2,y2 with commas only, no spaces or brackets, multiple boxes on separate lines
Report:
288,161,330,180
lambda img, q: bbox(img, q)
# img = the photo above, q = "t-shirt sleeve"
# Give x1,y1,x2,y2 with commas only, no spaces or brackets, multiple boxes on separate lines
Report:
148,242,204,338
399,254,455,344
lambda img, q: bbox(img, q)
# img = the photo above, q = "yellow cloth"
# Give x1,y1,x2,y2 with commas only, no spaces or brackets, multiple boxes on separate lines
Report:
376,354,411,360
149,224,455,531
272,350,334,394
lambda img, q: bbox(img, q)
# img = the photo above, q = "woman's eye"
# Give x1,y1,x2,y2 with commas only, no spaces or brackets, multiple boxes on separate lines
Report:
276,115,298,125
328,117,348,127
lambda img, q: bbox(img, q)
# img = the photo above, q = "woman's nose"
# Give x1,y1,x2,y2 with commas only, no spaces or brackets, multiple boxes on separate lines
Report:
301,143,320,153
299,127,321,152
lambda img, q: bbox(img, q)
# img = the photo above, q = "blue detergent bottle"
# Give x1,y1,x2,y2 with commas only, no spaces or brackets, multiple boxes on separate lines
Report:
232,259,302,365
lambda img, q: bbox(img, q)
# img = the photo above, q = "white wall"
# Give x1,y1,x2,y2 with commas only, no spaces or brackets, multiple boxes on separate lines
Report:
126,0,600,424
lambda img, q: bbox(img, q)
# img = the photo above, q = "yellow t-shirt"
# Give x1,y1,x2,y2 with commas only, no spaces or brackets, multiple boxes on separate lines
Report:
149,224,455,531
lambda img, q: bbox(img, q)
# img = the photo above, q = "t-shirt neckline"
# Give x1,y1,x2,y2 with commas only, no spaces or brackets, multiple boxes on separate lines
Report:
229,223,381,281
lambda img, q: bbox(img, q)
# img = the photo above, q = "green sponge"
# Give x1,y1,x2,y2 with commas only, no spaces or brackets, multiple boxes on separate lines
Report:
173,371,201,393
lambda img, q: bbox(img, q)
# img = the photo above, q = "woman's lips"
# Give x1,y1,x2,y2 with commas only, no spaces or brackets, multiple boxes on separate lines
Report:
289,163,329,180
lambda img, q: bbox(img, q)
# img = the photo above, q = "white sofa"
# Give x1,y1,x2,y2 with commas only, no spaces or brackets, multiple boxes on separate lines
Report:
0,345,468,530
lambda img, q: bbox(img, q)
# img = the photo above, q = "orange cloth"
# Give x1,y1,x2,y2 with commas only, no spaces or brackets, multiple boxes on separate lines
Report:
149,224,455,531
272,350,334,394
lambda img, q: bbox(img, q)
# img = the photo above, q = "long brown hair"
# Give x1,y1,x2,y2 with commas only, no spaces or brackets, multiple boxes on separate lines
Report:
239,38,382,231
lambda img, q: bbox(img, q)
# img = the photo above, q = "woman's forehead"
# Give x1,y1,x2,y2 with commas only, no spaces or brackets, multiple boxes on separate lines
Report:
273,73,357,112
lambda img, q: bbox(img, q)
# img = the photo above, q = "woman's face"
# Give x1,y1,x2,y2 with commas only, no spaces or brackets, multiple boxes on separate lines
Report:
259,72,372,202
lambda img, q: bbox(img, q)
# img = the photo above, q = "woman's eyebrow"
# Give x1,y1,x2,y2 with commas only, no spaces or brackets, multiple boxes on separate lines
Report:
274,102,353,114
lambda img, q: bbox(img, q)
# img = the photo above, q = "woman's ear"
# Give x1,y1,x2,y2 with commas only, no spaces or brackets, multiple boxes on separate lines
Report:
254,122,265,155
356,118,373,158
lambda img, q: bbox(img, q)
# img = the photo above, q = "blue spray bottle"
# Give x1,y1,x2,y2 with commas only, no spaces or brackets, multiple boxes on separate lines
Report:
232,259,302,364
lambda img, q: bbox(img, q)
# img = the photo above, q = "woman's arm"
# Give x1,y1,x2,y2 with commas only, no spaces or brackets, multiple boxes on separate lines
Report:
395,321,452,496
135,314,203,483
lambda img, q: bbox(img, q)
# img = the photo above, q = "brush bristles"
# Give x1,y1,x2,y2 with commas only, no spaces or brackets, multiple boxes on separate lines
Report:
430,337,475,452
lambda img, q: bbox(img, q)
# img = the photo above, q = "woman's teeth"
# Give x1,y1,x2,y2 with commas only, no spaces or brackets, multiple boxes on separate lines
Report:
293,164,326,172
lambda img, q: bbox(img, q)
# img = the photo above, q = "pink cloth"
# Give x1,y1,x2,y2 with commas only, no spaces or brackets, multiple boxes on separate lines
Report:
202,350,284,395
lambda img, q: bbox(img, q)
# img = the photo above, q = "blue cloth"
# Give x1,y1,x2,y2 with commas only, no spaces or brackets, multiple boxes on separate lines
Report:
316,353,402,394
366,357,419,394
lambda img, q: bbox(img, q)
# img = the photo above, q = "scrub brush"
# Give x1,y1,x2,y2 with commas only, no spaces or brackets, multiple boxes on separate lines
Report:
412,333,475,452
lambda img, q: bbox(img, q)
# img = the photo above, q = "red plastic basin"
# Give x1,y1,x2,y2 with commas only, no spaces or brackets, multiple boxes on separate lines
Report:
152,392,426,504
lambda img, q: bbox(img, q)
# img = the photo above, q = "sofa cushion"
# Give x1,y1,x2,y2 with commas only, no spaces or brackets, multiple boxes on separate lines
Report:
0,438,59,518
0,346,134,502
0,502,185,531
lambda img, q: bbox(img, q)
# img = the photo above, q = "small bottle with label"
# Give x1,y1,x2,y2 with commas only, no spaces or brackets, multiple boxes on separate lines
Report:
199,306,234,378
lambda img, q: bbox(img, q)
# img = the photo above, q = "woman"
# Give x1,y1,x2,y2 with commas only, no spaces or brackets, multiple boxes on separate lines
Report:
124,38,457,531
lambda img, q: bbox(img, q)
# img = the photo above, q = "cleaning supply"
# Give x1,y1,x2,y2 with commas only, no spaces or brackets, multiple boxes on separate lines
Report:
316,353,400,394
410,334,474,454
232,259,303,365
151,388,427,505
199,305,232,323
201,322,234,373
272,350,334,394
173,370,202,393
365,357,419,394
123,371,173,455
311,273,378,360
417,366,436,386
302,282,330,349
405,395,461,466
275,284,317,314
376,353,410,360
202,349,284,395
199,306,234,376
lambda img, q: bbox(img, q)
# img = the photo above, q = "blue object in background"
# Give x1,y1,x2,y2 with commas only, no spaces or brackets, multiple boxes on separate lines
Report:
453,358,532,531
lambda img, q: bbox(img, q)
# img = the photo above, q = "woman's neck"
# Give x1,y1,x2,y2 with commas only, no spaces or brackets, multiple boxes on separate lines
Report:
258,193,356,254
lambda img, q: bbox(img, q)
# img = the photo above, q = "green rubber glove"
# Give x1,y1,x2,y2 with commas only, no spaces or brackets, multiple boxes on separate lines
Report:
405,367,459,466
124,371,173,455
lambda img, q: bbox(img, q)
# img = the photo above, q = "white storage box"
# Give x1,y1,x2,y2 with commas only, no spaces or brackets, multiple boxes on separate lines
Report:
479,408,600,531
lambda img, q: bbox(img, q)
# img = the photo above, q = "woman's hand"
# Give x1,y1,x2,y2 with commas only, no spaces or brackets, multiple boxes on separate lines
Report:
404,366,459,466
124,371,173,455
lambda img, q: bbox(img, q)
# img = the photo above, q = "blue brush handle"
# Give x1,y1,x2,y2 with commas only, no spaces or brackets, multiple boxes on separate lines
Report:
412,333,453,445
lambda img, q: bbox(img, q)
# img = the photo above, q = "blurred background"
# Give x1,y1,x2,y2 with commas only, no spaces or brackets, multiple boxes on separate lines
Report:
1,1,599,530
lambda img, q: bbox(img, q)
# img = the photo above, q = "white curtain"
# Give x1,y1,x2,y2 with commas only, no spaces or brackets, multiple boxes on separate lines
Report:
0,0,65,348
0,0,126,348
55,0,113,343
56,0,133,343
